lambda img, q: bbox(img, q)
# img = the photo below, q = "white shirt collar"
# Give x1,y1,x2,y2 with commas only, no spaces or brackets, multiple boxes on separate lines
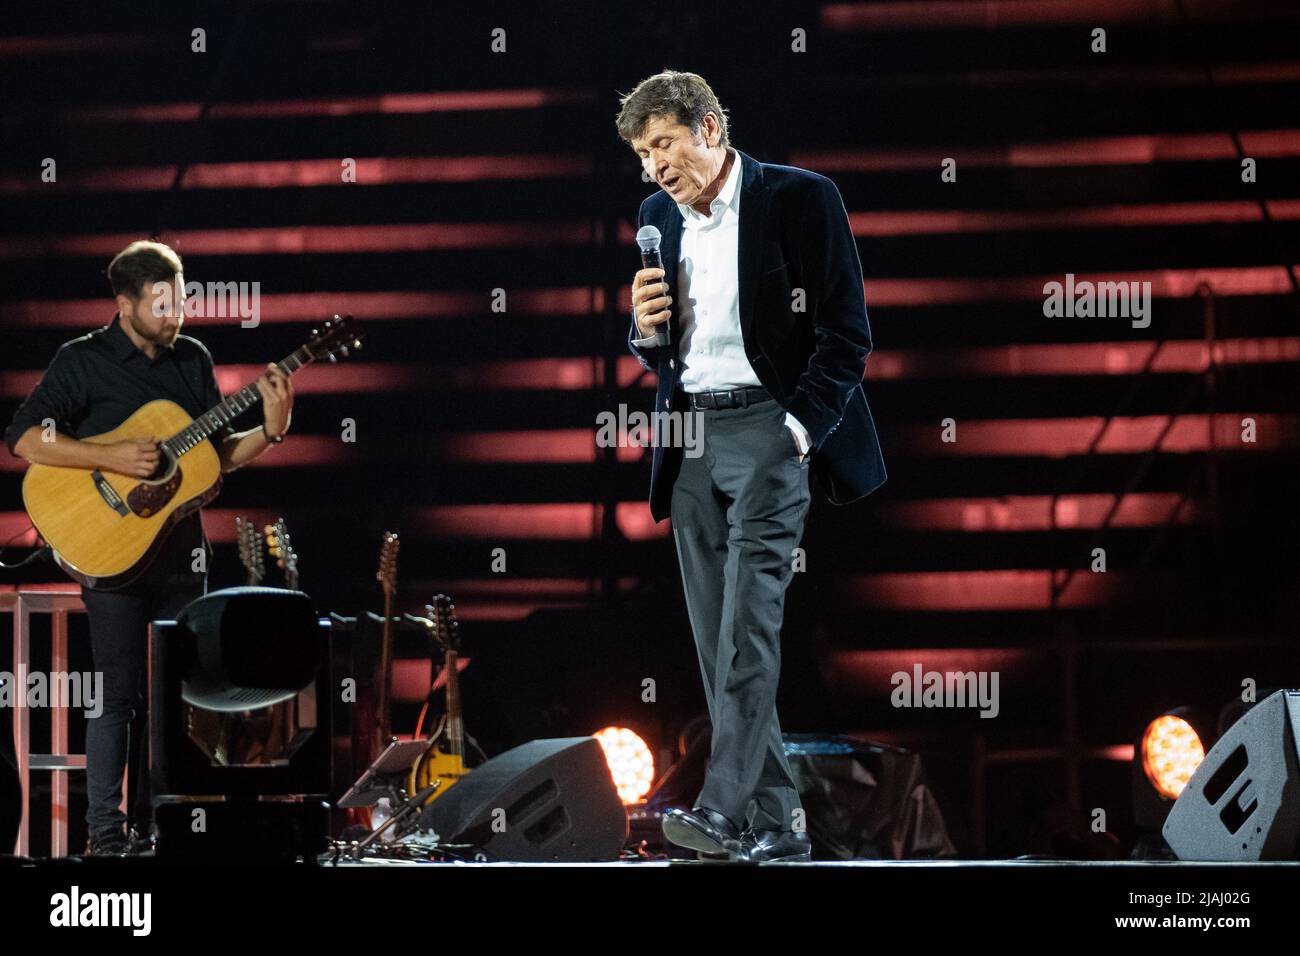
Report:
677,147,741,226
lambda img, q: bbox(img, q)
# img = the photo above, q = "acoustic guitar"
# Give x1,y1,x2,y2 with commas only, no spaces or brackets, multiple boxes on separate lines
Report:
21,315,361,590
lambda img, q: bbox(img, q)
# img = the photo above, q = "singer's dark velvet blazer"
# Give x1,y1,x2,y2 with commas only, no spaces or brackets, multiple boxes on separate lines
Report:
628,148,887,522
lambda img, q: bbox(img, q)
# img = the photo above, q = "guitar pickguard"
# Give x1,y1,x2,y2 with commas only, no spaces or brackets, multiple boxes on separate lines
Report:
126,466,183,518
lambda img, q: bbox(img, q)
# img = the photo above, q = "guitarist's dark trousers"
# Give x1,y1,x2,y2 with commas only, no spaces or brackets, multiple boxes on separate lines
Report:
670,392,811,832
80,518,208,839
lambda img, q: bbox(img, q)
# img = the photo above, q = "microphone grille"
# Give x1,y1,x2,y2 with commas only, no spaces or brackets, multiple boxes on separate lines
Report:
635,225,662,252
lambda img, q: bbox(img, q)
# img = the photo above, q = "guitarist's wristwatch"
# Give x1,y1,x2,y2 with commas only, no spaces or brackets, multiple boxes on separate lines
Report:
262,424,285,444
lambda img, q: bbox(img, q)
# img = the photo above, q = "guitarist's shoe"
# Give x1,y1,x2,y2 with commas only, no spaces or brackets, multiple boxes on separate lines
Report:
86,824,129,856
661,806,742,857
127,826,156,855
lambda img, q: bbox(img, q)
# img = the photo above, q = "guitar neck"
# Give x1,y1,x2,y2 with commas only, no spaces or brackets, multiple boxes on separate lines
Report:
162,345,313,457
445,649,464,759
376,591,395,743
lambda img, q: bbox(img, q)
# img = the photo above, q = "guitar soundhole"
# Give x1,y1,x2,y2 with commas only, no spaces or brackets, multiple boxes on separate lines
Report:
148,446,174,482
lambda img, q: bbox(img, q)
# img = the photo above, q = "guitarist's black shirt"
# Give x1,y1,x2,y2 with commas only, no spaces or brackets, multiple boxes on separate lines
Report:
3,312,237,585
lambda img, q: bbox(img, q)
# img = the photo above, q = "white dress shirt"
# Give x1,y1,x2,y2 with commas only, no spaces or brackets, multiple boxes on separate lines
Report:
633,147,810,456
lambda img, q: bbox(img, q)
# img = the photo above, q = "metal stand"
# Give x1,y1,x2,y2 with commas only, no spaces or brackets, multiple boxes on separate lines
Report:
3,587,92,857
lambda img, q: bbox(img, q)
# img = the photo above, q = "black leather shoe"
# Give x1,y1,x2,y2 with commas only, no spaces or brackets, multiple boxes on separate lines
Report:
696,849,731,862
735,828,812,863
126,826,155,855
662,806,742,856
87,824,129,856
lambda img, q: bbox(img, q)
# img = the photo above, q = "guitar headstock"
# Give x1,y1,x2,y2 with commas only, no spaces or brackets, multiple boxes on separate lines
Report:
376,531,400,600
264,518,299,590
235,516,265,585
426,594,460,653
306,313,363,364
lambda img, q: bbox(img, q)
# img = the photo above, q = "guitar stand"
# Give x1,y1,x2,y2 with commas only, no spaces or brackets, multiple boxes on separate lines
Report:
338,738,444,855
356,781,441,851
338,738,432,808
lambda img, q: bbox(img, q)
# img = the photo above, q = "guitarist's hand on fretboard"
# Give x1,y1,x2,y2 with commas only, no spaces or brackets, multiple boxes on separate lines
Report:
254,363,294,439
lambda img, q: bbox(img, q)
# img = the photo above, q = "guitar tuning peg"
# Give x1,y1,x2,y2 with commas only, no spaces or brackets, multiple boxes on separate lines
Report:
328,353,338,363
339,346,349,357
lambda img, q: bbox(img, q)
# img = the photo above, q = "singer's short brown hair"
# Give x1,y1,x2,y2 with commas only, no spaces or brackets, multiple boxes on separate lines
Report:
615,69,731,149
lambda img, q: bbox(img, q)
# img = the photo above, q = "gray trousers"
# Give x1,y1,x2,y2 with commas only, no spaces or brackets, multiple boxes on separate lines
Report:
670,393,811,832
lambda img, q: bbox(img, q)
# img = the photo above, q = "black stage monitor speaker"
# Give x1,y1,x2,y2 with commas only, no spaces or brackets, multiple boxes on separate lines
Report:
1163,689,1300,860
417,737,628,861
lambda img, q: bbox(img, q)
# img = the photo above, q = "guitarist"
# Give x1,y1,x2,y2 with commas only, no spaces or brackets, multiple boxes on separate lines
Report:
2,240,295,855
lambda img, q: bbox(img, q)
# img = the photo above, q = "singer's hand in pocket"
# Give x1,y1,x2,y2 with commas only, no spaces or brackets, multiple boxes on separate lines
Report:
632,267,672,338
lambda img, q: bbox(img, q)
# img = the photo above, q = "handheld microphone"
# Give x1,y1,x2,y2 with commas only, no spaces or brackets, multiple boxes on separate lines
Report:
635,225,671,347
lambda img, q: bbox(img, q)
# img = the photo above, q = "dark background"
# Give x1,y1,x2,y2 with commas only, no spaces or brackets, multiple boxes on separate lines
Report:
2,0,1298,857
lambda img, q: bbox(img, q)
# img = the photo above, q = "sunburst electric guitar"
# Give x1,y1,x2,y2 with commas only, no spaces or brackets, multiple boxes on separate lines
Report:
373,531,399,757
345,531,400,831
408,594,470,803
21,315,361,589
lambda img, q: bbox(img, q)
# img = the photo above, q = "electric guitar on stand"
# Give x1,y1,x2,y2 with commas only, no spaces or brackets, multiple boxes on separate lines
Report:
21,315,361,589
408,594,469,803
373,532,400,757
345,531,401,831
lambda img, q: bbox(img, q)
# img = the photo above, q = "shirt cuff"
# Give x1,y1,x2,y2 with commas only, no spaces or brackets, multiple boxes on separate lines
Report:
784,412,811,456
630,331,662,348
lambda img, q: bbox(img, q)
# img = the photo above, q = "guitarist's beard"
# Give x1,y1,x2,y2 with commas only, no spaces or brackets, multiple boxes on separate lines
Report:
124,308,182,349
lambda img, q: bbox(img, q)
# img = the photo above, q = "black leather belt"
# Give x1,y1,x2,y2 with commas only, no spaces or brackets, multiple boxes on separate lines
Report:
687,386,771,410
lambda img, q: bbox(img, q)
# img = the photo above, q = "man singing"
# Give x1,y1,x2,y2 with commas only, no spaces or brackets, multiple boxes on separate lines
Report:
4,240,294,855
617,71,886,862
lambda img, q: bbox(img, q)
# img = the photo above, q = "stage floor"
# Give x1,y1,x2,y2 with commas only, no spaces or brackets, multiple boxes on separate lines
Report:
317,857,1300,867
